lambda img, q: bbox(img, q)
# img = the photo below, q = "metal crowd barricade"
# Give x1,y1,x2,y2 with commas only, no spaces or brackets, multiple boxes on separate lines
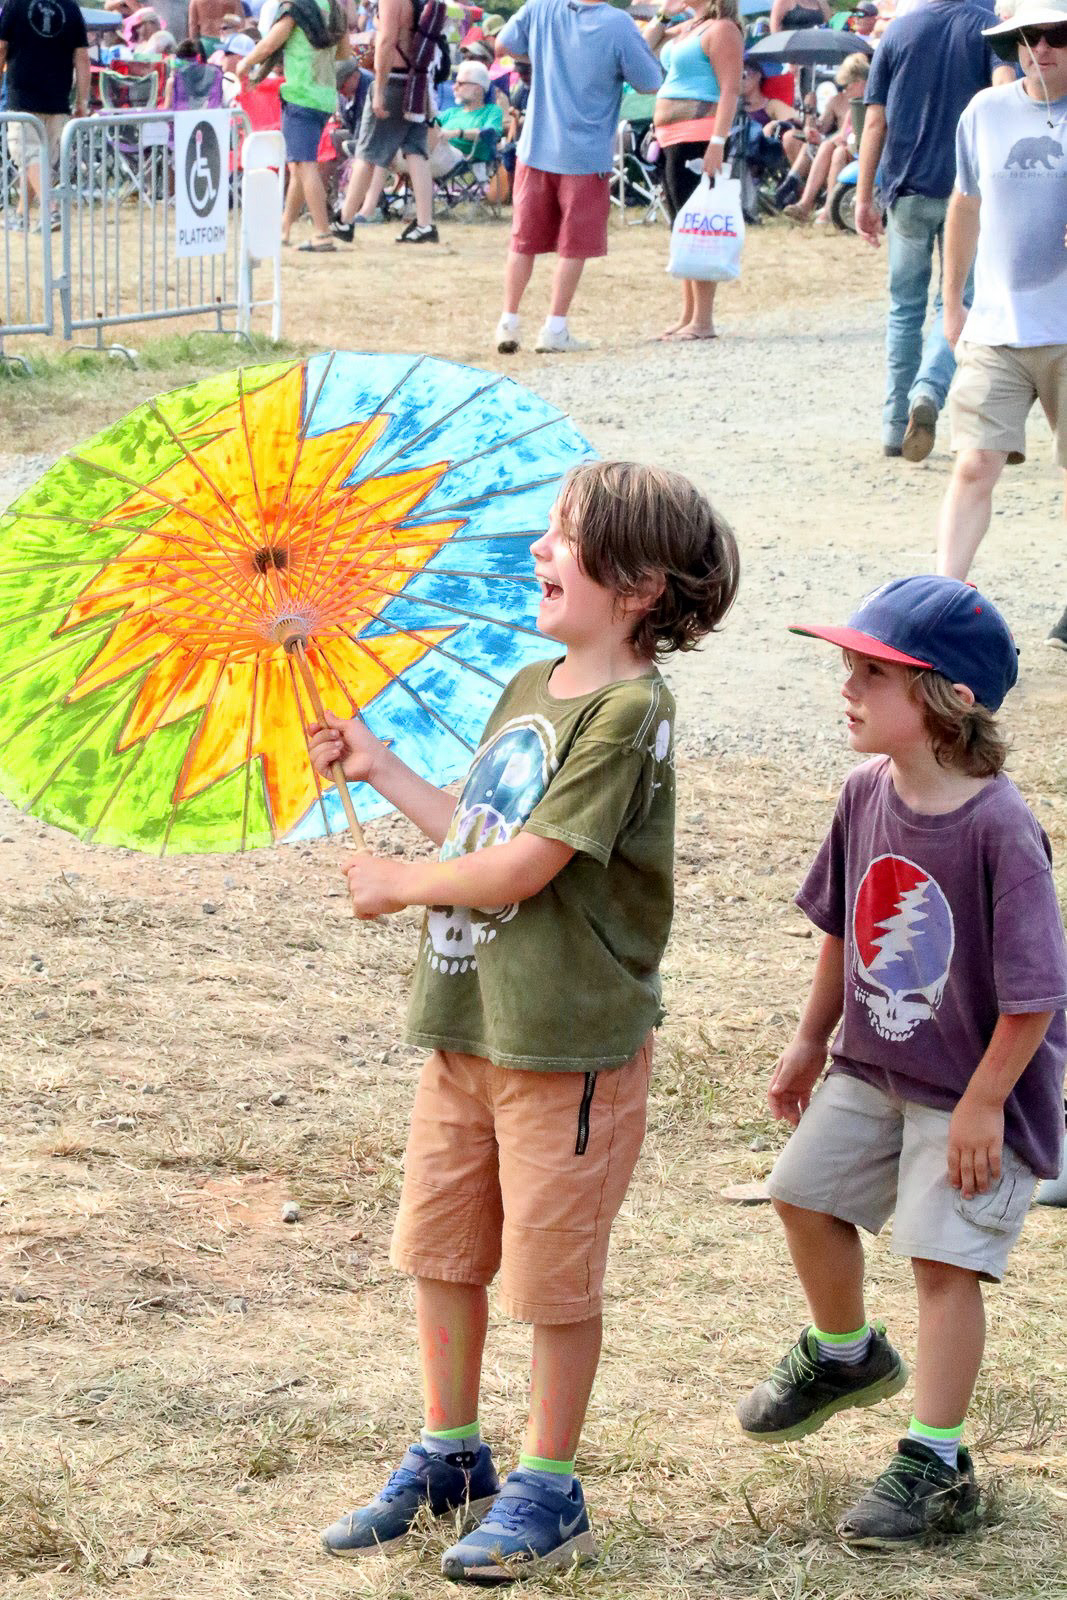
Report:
0,113,56,367
55,107,250,352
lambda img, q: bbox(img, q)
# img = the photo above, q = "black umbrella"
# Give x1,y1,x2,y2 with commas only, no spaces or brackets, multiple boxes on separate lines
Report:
745,26,874,64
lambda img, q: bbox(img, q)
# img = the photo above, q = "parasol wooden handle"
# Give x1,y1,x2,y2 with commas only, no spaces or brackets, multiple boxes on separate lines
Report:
288,637,367,852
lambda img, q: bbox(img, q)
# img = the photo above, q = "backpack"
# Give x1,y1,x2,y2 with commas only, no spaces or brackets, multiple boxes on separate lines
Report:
411,0,451,88
171,62,224,112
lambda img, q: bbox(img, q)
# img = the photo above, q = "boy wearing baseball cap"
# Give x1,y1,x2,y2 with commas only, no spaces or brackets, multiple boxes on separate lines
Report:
737,577,1067,1547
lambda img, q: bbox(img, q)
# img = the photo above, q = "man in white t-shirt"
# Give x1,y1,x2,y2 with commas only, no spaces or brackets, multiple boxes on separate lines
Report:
934,0,1067,648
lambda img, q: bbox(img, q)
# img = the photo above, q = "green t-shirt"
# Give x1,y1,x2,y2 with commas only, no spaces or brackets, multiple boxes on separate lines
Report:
281,0,336,112
405,658,677,1072
438,102,504,158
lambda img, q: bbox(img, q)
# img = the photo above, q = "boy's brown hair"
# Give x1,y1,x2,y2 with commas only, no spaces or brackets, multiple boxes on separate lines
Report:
557,461,740,660
911,668,1009,778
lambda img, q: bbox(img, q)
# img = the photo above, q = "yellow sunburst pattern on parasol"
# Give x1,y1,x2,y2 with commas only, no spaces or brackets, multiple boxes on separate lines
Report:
0,353,594,853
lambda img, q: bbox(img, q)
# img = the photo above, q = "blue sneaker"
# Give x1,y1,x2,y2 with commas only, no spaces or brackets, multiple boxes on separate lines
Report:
440,1468,597,1583
321,1442,499,1558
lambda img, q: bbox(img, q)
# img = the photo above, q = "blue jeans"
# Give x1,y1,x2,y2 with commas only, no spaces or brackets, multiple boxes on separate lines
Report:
883,194,974,449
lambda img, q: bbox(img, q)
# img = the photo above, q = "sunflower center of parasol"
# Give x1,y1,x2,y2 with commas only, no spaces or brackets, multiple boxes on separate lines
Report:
252,545,288,574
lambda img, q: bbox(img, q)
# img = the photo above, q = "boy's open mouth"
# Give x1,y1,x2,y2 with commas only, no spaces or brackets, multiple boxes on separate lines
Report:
539,580,563,600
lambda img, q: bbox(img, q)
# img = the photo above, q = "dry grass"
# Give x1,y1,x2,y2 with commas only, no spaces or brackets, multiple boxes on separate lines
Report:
0,212,886,453
2,214,1067,1598
2,751,1066,1600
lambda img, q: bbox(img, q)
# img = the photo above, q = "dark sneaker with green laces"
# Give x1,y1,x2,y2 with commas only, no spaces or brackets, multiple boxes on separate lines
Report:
736,1324,908,1442
836,1439,979,1548
321,1442,499,1557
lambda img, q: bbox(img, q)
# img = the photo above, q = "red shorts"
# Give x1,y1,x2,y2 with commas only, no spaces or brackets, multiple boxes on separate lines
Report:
510,161,611,260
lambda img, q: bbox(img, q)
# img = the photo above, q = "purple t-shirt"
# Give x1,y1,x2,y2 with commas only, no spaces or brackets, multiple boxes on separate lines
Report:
797,758,1067,1178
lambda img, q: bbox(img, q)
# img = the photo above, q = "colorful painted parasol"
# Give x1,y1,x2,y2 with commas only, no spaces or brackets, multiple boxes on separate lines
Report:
0,352,593,854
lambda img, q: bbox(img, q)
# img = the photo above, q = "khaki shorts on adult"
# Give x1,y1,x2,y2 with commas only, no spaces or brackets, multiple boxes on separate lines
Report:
511,161,611,260
765,1072,1037,1282
390,1040,652,1323
948,340,1067,467
9,114,68,175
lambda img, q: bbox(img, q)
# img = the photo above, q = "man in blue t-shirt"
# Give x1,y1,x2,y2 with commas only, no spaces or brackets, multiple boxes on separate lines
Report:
854,0,1014,461
493,0,661,355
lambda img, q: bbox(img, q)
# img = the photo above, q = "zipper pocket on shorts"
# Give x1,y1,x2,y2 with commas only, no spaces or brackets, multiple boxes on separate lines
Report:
575,1071,598,1156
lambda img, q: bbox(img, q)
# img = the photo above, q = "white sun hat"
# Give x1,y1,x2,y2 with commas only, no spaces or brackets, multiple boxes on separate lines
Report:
983,0,1067,45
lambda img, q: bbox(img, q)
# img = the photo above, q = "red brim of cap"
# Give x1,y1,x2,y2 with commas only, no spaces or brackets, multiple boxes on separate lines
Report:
788,623,933,668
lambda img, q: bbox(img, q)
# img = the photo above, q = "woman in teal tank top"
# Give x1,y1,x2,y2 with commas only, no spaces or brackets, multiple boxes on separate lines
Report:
644,0,743,340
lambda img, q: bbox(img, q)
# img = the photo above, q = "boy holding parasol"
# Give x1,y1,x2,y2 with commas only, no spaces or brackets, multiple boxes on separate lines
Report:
309,460,738,1581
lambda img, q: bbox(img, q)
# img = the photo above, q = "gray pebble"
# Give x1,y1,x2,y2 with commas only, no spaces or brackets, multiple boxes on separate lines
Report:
748,1136,769,1152
281,1201,301,1224
202,902,217,915
269,1091,288,1106
225,1296,248,1314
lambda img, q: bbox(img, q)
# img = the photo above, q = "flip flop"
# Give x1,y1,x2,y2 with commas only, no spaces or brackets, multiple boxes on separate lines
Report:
298,238,337,253
674,329,718,341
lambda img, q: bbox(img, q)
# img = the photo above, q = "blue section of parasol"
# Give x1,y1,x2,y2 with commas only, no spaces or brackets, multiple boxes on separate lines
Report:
284,350,593,844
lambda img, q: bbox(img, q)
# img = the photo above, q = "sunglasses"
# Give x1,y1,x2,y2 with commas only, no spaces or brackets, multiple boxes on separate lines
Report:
1017,22,1067,45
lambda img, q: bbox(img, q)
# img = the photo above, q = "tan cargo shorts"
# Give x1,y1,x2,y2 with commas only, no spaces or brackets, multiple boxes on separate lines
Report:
390,1040,652,1323
9,113,68,176
948,340,1067,467
765,1071,1037,1282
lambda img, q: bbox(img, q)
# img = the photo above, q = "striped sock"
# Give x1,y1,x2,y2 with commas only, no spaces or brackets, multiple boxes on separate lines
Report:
813,1322,871,1365
518,1453,576,1493
421,1420,481,1457
908,1416,964,1470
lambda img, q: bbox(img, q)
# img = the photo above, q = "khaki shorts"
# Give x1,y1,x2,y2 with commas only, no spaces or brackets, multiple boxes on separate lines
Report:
9,113,68,175
390,1040,652,1323
948,340,1067,467
765,1071,1037,1282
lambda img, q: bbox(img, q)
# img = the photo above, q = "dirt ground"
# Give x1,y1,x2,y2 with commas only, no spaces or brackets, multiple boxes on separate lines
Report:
1,216,1066,1600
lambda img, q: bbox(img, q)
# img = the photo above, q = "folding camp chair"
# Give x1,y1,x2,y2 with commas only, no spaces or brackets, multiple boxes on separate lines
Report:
434,127,502,219
612,90,667,225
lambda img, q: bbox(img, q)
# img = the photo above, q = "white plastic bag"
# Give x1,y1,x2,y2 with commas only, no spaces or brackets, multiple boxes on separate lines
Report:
667,173,745,282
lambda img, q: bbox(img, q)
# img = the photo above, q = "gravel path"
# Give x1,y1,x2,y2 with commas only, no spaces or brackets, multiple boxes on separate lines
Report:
1,299,1063,798
530,301,1065,774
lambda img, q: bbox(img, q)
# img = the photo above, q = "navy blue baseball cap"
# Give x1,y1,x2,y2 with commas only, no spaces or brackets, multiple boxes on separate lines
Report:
789,576,1019,711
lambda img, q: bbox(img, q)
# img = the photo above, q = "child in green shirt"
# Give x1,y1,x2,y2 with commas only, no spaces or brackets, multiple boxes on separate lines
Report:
309,460,739,1582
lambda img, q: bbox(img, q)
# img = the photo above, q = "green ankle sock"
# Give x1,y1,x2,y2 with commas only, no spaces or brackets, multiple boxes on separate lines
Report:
519,1453,575,1475
422,1420,481,1456
908,1416,964,1470
518,1453,576,1491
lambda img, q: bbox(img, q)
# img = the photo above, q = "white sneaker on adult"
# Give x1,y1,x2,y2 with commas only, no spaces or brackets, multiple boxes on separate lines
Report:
534,324,590,354
494,316,520,354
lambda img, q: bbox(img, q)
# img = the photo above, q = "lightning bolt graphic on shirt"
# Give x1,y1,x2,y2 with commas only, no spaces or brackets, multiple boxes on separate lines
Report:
868,882,931,973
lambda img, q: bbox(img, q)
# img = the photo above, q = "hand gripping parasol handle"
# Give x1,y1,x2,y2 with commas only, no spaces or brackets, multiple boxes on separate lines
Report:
286,636,367,852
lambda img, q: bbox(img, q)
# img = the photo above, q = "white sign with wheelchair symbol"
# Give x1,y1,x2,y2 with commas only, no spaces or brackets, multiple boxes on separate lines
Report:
174,110,230,259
